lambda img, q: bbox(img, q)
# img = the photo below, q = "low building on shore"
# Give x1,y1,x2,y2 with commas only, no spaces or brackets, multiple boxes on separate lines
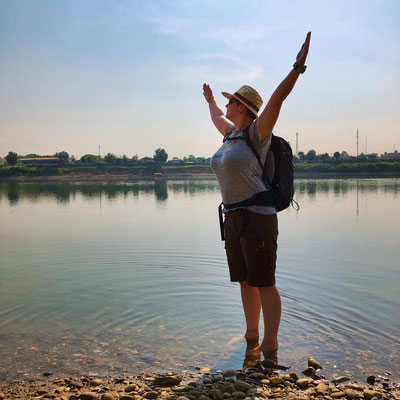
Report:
18,157,59,166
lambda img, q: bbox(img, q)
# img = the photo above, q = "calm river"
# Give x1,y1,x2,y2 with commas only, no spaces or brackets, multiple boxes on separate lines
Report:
0,178,399,382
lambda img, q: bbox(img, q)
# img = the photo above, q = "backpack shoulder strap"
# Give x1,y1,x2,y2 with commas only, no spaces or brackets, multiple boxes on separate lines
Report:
223,125,235,142
243,127,271,185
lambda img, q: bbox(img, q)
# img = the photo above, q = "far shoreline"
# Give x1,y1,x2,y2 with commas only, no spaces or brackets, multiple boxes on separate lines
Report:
1,171,400,182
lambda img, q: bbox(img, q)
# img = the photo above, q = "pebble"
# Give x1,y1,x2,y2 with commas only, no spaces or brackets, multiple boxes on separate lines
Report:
144,391,159,399
154,374,183,386
363,389,382,400
78,393,99,400
316,383,329,393
344,389,358,399
232,391,246,399
176,397,190,400
366,376,376,385
212,389,225,400
289,372,299,381
332,377,351,384
262,360,275,369
308,358,323,370
67,380,84,389
0,394,4,400
100,394,116,400
220,383,235,393
223,370,237,378
296,378,313,388
119,396,136,400
248,373,265,380
90,379,103,387
331,391,345,398
125,385,138,393
234,380,252,392
302,367,316,377
269,377,284,387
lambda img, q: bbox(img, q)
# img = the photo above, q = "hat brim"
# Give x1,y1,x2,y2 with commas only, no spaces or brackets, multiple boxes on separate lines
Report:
221,91,259,117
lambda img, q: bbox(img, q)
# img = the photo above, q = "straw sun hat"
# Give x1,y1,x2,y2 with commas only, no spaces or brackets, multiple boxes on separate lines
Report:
222,85,263,117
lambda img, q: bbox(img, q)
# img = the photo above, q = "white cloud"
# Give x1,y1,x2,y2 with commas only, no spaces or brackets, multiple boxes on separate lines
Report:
177,54,262,83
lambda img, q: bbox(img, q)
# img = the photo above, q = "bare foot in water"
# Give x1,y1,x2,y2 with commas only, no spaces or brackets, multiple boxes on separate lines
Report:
244,329,259,341
246,340,278,356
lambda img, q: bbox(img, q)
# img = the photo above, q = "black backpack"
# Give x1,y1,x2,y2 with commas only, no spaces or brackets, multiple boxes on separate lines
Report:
218,127,298,239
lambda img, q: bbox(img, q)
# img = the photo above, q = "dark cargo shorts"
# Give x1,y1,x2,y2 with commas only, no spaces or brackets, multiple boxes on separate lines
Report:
224,209,278,287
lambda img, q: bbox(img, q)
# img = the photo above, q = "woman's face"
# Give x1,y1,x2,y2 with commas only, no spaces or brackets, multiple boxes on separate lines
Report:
225,98,241,120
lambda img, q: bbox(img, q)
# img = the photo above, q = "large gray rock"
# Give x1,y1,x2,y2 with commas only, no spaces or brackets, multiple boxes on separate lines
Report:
308,357,323,370
154,374,183,386
315,383,329,393
68,380,84,389
125,385,138,393
363,389,382,400
296,378,312,388
234,381,252,392
344,389,359,399
269,377,284,387
221,383,235,394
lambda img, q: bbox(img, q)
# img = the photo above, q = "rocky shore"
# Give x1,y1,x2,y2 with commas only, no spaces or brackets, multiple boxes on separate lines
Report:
1,358,398,400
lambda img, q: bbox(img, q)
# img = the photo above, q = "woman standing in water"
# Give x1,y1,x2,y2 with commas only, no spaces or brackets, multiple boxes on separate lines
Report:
203,32,311,357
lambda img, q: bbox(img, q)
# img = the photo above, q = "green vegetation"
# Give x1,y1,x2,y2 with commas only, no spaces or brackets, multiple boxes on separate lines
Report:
294,162,400,173
1,162,399,178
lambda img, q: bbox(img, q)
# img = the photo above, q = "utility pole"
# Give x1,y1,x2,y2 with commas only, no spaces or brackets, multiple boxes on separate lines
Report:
366,135,367,155
296,132,299,156
356,129,359,157
98,145,101,157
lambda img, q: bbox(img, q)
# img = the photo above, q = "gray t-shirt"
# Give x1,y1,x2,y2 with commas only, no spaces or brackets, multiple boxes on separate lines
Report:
210,121,276,215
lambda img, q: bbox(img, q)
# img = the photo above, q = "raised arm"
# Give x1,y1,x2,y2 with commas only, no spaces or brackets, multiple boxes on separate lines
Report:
257,32,311,142
203,83,232,136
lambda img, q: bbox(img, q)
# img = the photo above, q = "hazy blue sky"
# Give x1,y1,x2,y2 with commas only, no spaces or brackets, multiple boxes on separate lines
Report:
1,0,399,159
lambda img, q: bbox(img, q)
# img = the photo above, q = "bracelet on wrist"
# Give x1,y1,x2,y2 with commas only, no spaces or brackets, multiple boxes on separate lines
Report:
293,62,307,74
206,95,214,103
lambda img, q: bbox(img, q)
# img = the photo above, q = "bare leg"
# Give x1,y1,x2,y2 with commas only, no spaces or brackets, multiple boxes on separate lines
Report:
257,284,281,353
239,281,261,340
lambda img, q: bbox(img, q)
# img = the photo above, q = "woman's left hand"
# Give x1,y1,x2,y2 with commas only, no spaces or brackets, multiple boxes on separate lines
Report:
296,31,311,67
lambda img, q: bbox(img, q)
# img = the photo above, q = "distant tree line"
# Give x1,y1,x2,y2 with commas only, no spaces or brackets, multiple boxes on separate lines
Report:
1,147,399,167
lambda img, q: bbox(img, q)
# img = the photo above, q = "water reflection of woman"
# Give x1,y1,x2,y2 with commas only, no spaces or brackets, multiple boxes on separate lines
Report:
203,32,311,357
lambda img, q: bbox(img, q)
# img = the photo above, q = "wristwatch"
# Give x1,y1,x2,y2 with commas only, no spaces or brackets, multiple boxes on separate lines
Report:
293,62,307,74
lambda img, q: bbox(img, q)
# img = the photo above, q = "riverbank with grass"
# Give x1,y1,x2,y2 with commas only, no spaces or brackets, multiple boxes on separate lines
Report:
0,356,398,400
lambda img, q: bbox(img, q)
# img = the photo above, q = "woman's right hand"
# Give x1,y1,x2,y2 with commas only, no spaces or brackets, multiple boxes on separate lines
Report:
203,83,213,101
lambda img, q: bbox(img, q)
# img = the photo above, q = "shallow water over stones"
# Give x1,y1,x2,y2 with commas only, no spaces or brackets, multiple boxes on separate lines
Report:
0,178,399,382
